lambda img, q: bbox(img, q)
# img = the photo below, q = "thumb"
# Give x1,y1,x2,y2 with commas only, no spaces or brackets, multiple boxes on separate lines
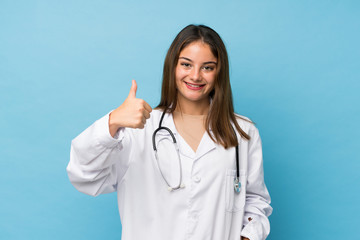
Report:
128,79,137,98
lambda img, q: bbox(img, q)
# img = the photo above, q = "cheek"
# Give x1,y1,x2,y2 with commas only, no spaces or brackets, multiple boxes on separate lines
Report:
175,71,180,84
206,73,216,87
175,69,186,83
175,72,183,89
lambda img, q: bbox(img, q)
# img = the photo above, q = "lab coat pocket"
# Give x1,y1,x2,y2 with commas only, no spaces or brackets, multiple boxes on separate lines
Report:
225,169,246,212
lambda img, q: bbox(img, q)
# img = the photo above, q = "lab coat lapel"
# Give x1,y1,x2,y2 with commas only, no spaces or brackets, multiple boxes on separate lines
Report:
194,97,216,160
194,129,216,161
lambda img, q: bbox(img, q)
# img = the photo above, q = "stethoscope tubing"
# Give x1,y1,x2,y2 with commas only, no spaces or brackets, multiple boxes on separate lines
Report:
152,109,240,193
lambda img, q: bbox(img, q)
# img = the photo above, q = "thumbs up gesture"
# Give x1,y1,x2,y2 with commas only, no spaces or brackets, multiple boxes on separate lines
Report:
109,80,152,137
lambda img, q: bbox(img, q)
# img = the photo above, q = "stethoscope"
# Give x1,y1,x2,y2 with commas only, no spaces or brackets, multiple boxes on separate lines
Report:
152,110,241,193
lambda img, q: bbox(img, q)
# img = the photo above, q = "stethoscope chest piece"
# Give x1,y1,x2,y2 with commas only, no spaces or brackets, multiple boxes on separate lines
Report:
234,177,241,193
168,183,186,192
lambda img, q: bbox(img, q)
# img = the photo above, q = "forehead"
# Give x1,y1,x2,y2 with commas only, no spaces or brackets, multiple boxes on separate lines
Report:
179,41,217,61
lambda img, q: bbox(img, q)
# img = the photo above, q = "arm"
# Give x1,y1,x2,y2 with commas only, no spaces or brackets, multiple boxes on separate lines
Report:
240,126,273,240
67,80,152,196
66,113,131,196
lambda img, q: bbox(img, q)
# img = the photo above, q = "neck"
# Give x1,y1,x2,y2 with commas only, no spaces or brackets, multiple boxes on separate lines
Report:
175,97,210,115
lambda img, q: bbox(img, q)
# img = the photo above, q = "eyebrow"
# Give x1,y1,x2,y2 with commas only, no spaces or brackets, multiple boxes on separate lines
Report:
179,57,217,65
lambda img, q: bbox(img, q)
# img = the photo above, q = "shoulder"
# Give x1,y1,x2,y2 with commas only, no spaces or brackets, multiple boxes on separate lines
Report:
234,113,260,138
150,108,165,122
144,108,165,130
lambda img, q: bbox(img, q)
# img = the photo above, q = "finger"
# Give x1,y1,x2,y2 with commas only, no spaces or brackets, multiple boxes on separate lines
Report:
143,101,152,113
141,116,146,125
143,110,150,119
128,79,137,98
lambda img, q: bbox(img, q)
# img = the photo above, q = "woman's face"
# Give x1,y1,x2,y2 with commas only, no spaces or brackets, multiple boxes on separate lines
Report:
175,41,217,107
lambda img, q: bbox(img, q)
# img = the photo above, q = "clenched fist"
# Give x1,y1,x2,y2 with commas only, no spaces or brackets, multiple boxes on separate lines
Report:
109,80,152,137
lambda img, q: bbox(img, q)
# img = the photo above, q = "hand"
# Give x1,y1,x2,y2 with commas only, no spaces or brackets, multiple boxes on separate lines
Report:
109,80,152,136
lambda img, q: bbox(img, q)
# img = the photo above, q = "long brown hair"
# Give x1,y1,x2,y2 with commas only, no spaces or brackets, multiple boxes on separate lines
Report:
157,24,251,148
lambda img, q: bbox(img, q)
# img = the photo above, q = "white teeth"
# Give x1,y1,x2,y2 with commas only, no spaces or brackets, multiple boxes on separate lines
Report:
186,82,203,88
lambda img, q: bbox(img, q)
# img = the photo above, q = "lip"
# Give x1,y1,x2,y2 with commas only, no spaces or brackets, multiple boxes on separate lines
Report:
184,81,205,90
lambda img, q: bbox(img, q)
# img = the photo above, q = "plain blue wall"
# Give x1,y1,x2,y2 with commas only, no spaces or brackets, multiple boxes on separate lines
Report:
1,0,359,239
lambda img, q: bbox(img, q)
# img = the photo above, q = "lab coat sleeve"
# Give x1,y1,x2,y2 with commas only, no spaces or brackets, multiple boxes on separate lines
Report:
240,126,273,240
66,112,132,197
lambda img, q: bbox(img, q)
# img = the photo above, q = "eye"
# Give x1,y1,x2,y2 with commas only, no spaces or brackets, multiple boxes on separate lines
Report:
202,65,215,71
181,62,191,68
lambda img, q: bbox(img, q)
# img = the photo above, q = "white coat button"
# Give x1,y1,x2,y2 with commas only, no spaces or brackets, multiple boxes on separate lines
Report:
193,176,201,183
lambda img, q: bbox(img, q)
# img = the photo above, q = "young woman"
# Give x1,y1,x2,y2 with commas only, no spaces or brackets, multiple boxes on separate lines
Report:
67,24,272,240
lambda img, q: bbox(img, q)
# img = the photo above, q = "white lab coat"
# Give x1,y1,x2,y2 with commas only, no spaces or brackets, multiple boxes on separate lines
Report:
67,109,272,240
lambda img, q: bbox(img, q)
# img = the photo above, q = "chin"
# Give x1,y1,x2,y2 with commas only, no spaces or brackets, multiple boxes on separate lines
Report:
181,94,207,103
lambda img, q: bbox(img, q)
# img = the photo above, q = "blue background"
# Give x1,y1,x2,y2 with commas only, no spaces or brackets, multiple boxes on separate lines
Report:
1,0,359,239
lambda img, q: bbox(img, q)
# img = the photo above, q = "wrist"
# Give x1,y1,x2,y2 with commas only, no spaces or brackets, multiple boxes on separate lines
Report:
109,112,121,137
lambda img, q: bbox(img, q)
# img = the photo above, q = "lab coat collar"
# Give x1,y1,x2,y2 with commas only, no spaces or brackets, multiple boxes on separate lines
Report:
194,131,216,160
156,109,178,136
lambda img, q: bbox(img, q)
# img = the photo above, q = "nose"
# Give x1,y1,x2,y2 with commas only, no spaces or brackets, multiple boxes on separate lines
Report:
189,67,201,81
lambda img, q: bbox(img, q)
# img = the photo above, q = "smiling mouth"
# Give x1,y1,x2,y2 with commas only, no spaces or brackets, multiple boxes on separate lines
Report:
185,81,205,89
